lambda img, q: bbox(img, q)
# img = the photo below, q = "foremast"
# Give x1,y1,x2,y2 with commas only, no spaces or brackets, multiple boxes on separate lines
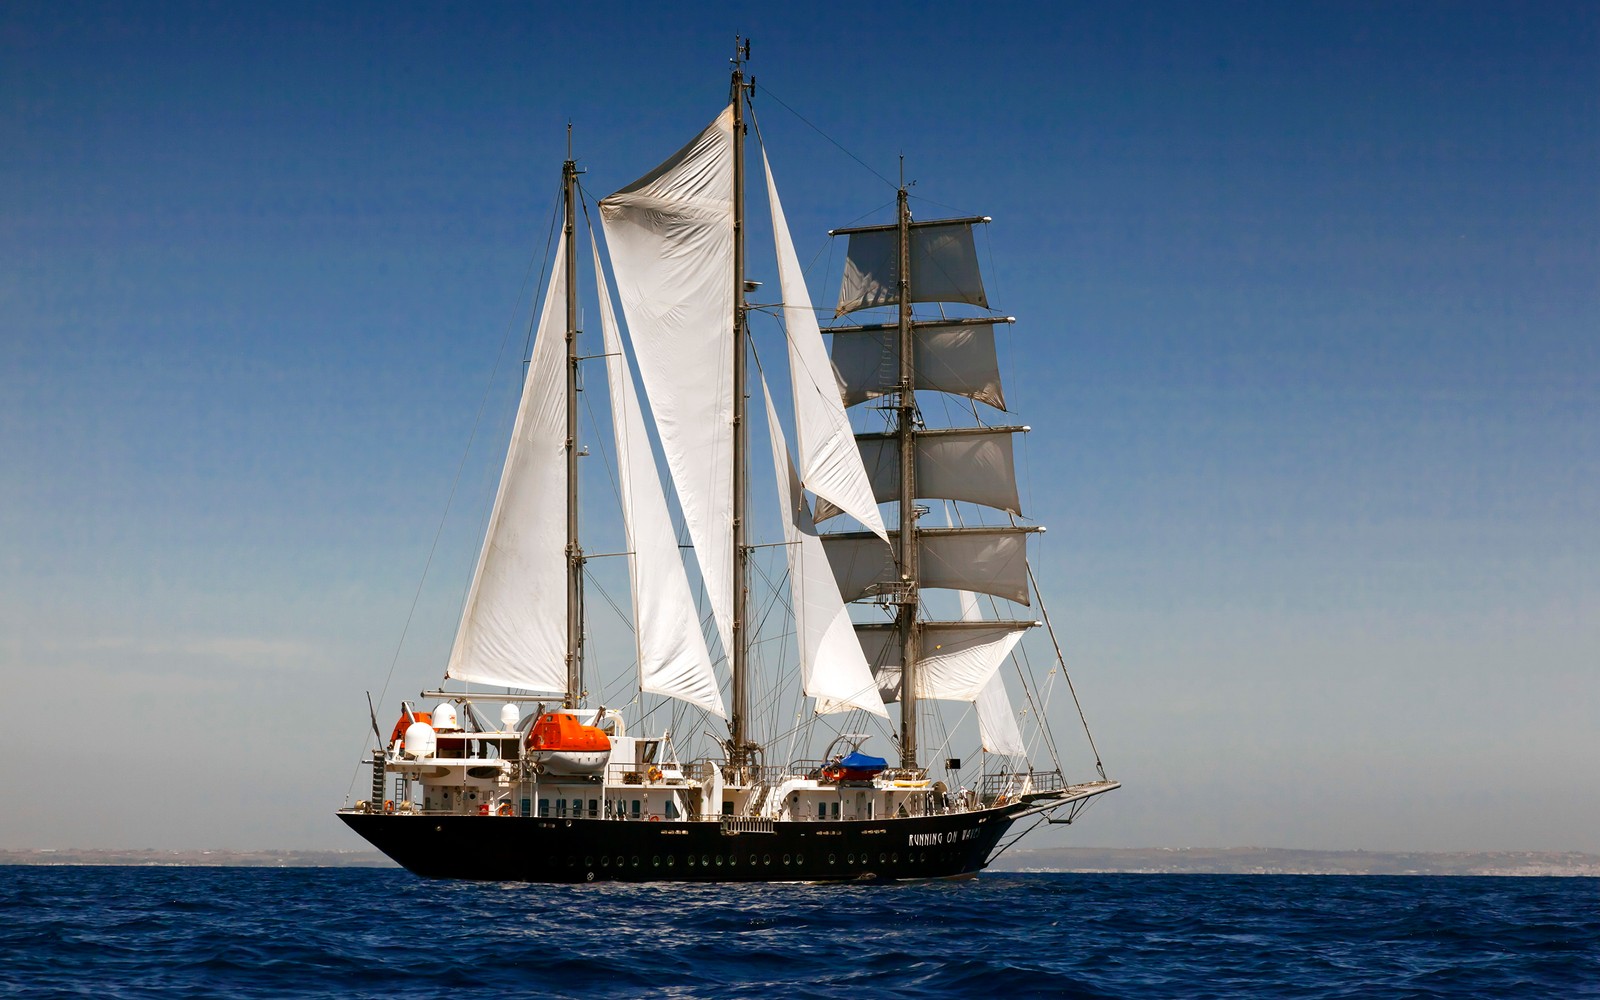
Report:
892,181,920,770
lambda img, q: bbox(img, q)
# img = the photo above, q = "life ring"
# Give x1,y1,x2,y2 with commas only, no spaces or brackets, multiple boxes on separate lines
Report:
498,802,513,817
383,799,395,814
648,815,661,822
647,766,663,783
994,794,1008,807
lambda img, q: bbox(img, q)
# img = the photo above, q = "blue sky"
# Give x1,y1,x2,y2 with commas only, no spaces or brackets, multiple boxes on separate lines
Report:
2,1,1595,852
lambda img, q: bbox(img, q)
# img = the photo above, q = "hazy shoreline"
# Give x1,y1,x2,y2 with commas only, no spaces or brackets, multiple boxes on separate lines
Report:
4,846,1597,876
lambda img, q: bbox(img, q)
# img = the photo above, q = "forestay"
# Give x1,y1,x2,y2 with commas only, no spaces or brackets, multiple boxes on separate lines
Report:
444,242,571,693
593,235,725,718
600,109,737,659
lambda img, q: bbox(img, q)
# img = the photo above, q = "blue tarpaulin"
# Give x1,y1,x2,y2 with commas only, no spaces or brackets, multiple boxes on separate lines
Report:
838,751,887,771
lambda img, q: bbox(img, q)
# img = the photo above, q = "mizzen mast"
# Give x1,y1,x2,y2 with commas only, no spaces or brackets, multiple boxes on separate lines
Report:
563,127,585,709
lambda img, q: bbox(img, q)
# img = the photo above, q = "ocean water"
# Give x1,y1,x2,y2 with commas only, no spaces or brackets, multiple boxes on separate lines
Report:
1,868,1596,998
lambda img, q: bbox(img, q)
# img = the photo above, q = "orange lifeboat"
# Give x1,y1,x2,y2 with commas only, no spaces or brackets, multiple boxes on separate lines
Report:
525,712,611,776
389,711,432,749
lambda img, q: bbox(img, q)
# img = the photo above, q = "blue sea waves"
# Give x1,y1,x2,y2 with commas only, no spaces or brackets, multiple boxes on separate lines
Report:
1,868,1596,998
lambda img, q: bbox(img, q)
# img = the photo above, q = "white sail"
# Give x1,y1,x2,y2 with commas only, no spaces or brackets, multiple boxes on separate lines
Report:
836,222,988,315
824,526,1039,605
444,241,570,693
815,427,1024,520
600,109,737,658
962,589,1027,757
593,235,726,718
832,320,1007,409
762,377,889,718
856,620,1030,703
763,151,888,544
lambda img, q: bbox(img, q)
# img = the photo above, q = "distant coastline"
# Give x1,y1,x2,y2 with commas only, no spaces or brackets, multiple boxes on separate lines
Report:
990,847,1600,877
4,846,1597,876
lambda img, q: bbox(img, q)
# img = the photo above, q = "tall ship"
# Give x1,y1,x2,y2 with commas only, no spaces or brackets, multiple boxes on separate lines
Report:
339,45,1117,882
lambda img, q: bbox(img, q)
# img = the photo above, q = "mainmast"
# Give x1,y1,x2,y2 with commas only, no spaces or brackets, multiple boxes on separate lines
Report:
728,38,755,772
563,128,584,708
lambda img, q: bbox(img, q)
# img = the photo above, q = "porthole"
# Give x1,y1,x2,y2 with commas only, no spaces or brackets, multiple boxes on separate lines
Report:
880,853,887,864
828,853,836,864
763,854,771,866
847,853,855,864
652,856,660,867
749,855,757,866
702,855,710,867
584,856,593,867
687,855,696,867
667,856,675,867
600,856,609,867
632,857,640,867
715,855,724,867
891,852,898,863
796,854,804,865
729,855,737,866
783,854,791,865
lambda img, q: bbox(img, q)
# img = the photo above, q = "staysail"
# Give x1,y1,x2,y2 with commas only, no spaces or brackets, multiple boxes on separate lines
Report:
763,152,888,544
762,376,889,718
963,590,1027,757
444,241,571,693
593,235,726,718
600,109,737,659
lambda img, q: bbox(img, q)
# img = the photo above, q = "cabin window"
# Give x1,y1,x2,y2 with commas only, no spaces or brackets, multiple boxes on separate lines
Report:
639,740,659,765
868,801,875,819
571,798,582,818
631,800,641,819
722,801,733,816
817,802,827,821
665,800,679,820
556,799,567,818
831,801,840,819
588,799,598,817
520,798,531,817
538,798,549,817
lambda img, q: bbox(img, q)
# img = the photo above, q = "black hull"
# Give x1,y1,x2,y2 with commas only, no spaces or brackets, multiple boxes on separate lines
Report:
339,808,1019,883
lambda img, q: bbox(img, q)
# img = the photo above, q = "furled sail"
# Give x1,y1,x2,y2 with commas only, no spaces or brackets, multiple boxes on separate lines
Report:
830,320,1007,409
814,427,1024,520
962,589,1027,757
600,109,737,658
761,377,889,718
593,235,725,718
822,526,1040,605
836,221,988,315
444,242,570,693
763,151,888,544
856,619,1033,703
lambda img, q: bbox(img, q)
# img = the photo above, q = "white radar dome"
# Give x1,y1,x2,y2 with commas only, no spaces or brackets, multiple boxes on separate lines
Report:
500,703,520,732
402,721,436,759
431,702,459,730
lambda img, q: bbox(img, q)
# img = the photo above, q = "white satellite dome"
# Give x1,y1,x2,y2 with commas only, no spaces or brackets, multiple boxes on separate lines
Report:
500,703,520,732
431,702,459,730
402,721,436,759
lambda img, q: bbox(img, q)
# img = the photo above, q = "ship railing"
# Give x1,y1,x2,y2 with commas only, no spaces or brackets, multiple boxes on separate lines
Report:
980,769,1066,803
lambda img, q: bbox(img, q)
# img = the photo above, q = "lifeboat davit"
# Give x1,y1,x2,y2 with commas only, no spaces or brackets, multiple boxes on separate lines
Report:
526,712,611,776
